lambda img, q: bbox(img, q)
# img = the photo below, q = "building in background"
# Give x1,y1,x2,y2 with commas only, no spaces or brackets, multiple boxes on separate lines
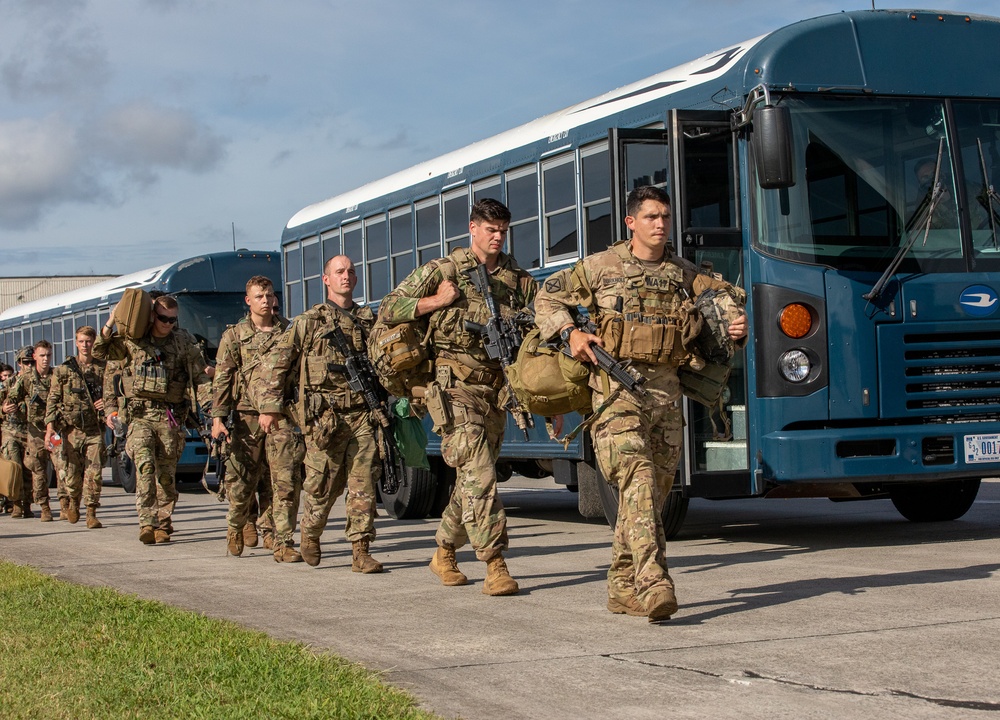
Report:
0,276,116,315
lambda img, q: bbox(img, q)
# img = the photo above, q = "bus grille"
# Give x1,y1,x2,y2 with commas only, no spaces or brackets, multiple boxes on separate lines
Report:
897,330,1000,413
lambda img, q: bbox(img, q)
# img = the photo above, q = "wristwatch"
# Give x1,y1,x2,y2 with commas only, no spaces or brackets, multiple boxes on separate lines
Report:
559,326,575,344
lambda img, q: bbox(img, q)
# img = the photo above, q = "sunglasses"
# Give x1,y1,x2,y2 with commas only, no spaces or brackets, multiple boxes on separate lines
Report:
155,312,178,325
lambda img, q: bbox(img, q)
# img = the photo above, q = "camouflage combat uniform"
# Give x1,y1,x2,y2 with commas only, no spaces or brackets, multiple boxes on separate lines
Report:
212,315,288,545
534,239,743,612
44,358,108,515
94,327,210,535
7,366,64,511
258,300,379,555
379,247,536,561
0,376,31,513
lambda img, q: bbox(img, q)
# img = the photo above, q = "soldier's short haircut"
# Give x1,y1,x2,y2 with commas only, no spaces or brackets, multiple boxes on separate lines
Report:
33,339,53,352
626,185,671,218
0,363,14,375
76,325,97,340
153,295,178,311
246,275,273,294
470,198,511,225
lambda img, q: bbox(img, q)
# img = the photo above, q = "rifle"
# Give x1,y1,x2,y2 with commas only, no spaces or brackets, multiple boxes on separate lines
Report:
462,263,535,440
199,414,229,501
324,326,400,495
560,308,649,401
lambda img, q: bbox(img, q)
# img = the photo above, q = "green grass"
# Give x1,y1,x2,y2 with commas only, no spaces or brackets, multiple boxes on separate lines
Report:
0,561,442,720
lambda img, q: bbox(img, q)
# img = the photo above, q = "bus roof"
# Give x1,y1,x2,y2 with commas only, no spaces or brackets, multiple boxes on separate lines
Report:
0,251,279,323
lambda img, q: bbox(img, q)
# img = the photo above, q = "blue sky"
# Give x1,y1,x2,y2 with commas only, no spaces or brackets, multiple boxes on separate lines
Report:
2,0,999,278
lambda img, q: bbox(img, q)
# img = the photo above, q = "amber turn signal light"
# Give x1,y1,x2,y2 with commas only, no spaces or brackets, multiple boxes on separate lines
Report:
779,304,812,339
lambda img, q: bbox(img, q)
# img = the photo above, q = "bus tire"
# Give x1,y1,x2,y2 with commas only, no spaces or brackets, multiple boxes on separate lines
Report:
381,462,437,520
576,461,605,519
112,453,137,494
889,478,980,522
595,462,689,540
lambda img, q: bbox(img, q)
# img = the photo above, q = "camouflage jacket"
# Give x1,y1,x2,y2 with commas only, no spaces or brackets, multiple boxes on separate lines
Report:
44,358,107,434
7,367,54,431
0,376,28,439
212,314,290,417
93,327,210,412
257,300,374,421
378,246,537,371
534,240,744,394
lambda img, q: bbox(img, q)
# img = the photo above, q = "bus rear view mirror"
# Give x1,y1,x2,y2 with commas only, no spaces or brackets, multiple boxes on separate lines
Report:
753,105,795,189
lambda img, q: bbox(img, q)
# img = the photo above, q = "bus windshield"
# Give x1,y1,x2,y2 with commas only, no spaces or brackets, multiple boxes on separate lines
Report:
176,292,249,362
753,96,1000,273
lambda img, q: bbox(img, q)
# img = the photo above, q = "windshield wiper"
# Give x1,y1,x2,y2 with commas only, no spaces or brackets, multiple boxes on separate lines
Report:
976,138,1000,250
864,139,946,302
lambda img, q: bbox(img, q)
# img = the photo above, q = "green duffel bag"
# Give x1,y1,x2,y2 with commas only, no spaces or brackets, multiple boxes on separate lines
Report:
505,327,592,417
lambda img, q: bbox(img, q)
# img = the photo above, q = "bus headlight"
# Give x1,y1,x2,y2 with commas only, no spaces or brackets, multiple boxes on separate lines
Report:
778,349,811,383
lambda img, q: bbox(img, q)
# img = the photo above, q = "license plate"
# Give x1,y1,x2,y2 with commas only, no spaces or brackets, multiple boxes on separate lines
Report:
964,434,1000,464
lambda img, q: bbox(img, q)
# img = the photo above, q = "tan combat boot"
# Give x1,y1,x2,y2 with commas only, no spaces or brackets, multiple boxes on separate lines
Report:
262,531,274,550
645,584,678,623
351,539,384,574
58,497,68,521
482,555,519,596
242,522,259,548
154,528,170,544
226,527,244,557
67,497,80,524
273,546,303,563
85,507,103,529
139,525,156,545
300,532,321,567
39,499,53,523
429,545,468,586
607,594,647,617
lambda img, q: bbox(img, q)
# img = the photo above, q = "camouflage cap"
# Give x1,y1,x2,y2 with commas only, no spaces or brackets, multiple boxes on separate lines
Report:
16,345,34,362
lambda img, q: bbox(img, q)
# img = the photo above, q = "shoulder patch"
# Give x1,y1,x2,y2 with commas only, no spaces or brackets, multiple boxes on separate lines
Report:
544,276,563,293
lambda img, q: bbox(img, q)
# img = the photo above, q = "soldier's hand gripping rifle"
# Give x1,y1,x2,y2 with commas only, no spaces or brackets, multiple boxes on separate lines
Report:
324,326,400,495
462,263,535,440
199,413,230,501
560,307,649,401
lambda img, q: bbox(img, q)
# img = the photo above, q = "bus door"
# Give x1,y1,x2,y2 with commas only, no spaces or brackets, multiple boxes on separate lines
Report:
608,116,752,499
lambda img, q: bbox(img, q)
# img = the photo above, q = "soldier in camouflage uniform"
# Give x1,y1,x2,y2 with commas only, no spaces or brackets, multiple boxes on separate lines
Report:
1,354,32,517
535,186,747,621
94,294,213,545
0,362,13,514
378,198,536,596
44,326,107,528
211,275,288,559
6,340,64,522
258,255,383,572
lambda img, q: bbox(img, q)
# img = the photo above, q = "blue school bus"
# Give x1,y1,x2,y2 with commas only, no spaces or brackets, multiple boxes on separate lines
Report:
0,251,282,489
279,9,1000,534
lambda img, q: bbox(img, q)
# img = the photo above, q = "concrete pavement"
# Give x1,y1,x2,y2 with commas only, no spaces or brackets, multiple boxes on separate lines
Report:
1,475,998,719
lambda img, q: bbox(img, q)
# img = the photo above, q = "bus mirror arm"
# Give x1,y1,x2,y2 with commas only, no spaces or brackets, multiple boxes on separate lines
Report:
734,84,795,190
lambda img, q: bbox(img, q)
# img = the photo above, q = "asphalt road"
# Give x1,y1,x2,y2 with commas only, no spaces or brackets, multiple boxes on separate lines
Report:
2,474,999,719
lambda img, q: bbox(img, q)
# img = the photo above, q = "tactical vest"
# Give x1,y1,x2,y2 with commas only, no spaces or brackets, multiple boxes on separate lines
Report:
22,369,52,428
226,317,288,410
586,242,698,366
298,302,371,419
54,359,105,431
130,333,191,404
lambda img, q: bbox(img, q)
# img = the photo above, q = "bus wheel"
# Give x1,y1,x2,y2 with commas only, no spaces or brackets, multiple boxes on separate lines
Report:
889,479,980,522
594,462,689,540
381,462,437,520
112,453,137,494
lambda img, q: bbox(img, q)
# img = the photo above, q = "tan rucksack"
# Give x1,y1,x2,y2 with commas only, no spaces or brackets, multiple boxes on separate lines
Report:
0,457,23,501
366,316,434,398
114,288,153,340
505,327,592,417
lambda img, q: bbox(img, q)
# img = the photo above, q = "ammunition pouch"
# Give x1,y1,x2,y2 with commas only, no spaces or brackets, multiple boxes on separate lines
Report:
678,359,732,408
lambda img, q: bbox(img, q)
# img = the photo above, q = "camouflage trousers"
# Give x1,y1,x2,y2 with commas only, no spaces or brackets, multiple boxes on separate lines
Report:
266,424,304,549
435,380,508,562
300,407,377,543
125,416,182,529
1,433,30,506
24,425,65,503
61,426,107,507
223,411,274,533
591,390,682,607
